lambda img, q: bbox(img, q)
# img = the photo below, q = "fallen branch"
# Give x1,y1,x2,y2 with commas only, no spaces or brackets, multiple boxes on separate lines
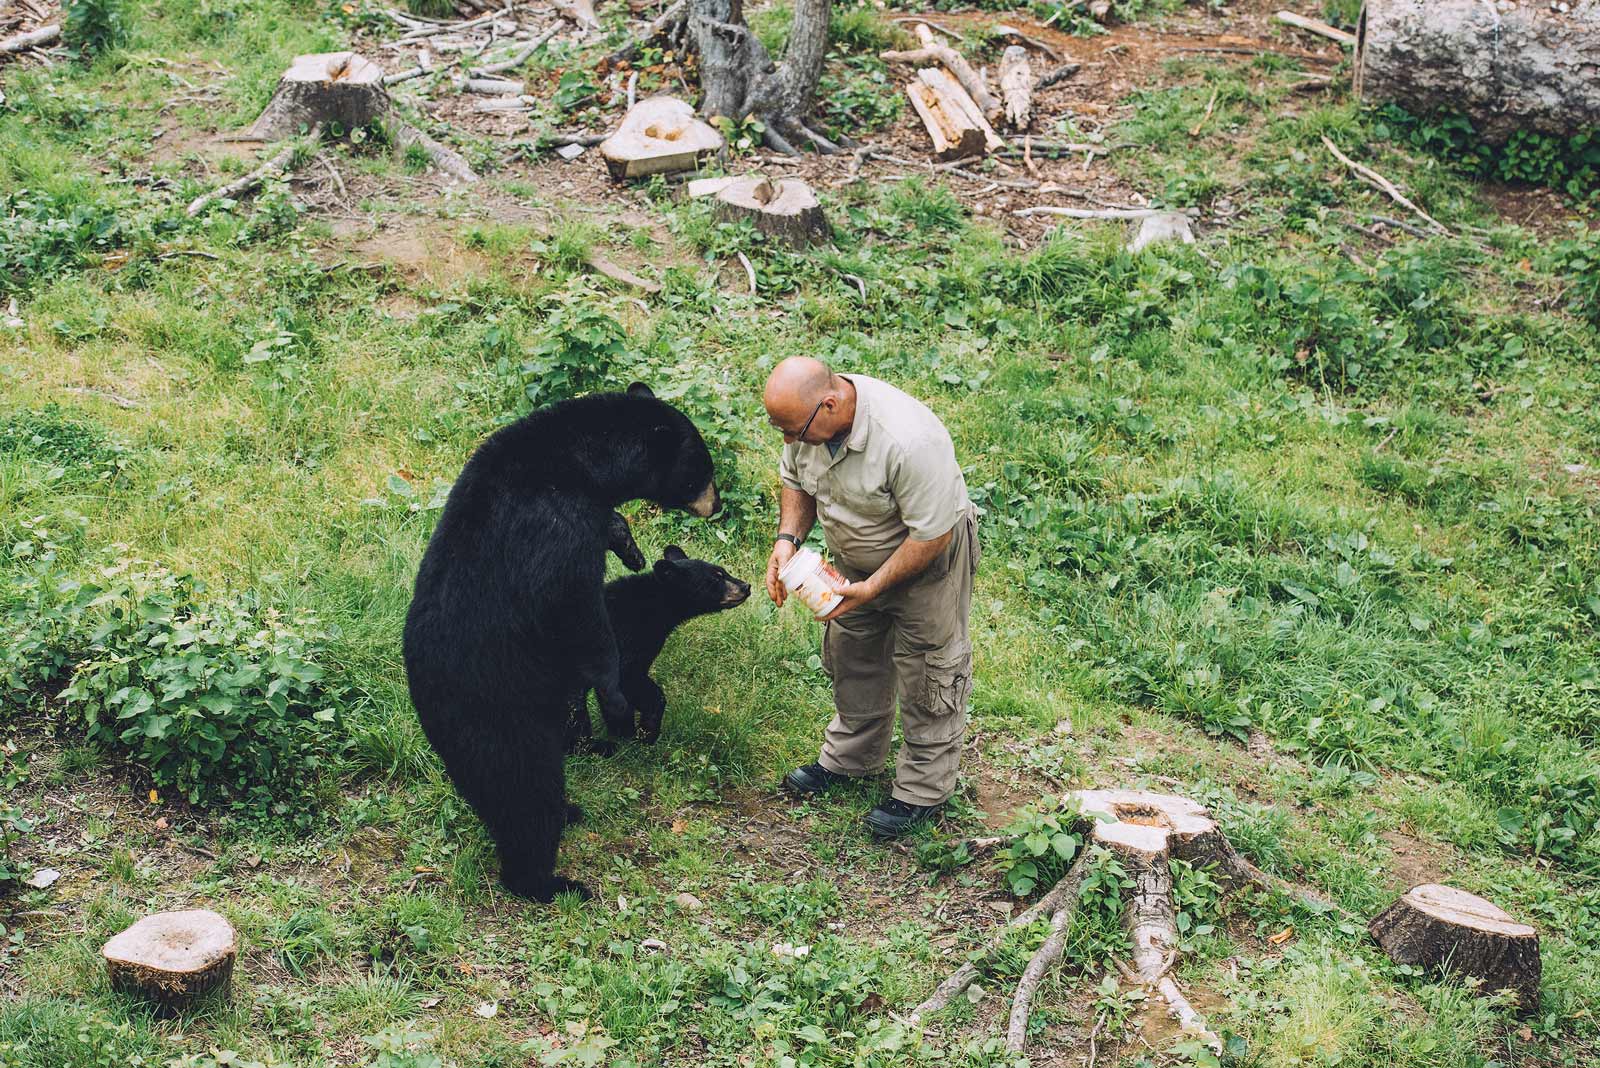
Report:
186,126,320,217
1320,135,1449,235
1014,205,1168,219
735,250,756,295
1033,62,1081,91
587,253,661,294
991,22,1061,61
1188,86,1218,136
63,386,139,409
471,21,563,76
0,22,59,55
1274,9,1356,47
607,0,686,66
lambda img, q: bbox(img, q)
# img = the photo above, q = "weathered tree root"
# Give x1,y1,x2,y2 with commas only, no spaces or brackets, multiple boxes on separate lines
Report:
186,126,321,218
914,790,1350,1054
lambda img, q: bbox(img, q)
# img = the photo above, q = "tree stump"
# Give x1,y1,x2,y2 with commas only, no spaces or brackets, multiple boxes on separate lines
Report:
712,176,830,246
243,52,390,141
1355,1,1600,143
1369,884,1541,1014
103,909,237,1013
599,96,725,180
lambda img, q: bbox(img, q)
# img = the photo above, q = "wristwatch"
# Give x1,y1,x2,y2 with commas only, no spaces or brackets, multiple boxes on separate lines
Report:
775,533,801,548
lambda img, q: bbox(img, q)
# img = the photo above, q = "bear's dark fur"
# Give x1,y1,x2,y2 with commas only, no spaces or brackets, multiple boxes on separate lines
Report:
568,546,751,752
402,385,717,902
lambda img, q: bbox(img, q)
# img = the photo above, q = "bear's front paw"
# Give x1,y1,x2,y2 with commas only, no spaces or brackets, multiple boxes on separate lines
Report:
565,802,585,825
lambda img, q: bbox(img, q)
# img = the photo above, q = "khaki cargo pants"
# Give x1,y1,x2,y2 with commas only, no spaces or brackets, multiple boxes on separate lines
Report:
817,509,979,806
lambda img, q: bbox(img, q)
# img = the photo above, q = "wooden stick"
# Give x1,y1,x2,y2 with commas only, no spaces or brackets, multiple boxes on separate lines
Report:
394,121,480,183
1014,205,1168,219
735,251,756,295
607,0,686,66
1188,86,1218,136
471,22,562,76
186,126,320,217
999,46,1032,130
587,253,660,294
1274,10,1356,46
0,22,59,53
1033,61,1080,92
1320,135,1449,235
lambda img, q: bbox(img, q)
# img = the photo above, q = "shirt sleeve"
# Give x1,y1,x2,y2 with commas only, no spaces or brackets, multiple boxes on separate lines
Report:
779,443,803,491
889,431,963,541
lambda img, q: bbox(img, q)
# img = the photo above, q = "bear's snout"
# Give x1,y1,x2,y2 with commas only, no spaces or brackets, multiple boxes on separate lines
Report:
722,578,752,607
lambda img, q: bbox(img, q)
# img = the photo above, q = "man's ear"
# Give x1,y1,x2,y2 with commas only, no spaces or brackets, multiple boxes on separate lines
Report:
662,545,687,561
627,382,655,398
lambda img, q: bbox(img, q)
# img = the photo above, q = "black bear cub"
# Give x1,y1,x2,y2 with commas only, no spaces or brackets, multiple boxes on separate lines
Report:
569,546,751,752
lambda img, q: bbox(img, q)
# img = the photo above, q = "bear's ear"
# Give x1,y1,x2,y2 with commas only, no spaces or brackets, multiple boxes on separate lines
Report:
626,382,655,398
653,557,676,575
662,545,687,561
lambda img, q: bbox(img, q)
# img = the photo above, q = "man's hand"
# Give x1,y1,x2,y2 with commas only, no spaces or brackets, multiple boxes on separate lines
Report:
766,539,798,606
819,580,878,621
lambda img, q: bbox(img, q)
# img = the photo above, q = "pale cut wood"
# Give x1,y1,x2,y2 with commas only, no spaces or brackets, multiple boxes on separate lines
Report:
1275,9,1356,46
0,22,58,54
905,80,983,162
242,53,388,141
713,176,830,246
998,46,1032,130
103,910,237,1012
600,96,724,180
881,23,1002,124
1370,884,1541,1014
687,175,739,198
1128,212,1195,252
918,67,1004,152
1355,0,1600,143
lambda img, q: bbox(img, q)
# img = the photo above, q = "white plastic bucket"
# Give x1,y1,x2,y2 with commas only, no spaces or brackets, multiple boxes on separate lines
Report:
778,548,847,620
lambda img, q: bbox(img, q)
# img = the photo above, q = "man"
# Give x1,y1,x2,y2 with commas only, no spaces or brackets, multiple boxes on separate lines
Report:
762,357,979,837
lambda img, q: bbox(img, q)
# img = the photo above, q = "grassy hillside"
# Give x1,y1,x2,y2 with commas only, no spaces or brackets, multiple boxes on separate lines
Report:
2,0,1597,1065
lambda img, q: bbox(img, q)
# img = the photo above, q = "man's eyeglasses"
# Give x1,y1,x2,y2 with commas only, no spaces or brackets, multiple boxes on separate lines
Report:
793,398,826,441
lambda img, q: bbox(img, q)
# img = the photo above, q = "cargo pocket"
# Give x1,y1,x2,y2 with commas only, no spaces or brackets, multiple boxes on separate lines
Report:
922,637,973,740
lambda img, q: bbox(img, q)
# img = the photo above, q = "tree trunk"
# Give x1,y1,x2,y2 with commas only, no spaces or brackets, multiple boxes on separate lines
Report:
1369,884,1541,1015
103,910,237,1014
1355,0,1600,143
690,0,835,154
243,52,390,141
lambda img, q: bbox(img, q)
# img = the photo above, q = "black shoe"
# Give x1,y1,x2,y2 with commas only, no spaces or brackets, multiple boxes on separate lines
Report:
782,763,850,796
864,798,942,838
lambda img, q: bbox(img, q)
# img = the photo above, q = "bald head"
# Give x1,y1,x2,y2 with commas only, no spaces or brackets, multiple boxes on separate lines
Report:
763,357,854,446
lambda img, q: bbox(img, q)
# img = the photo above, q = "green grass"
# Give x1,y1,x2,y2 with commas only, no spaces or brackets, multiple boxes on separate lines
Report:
1,1,1598,1066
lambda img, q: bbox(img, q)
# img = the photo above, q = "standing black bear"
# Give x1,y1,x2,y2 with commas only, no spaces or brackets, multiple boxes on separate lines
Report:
568,546,752,753
403,385,717,902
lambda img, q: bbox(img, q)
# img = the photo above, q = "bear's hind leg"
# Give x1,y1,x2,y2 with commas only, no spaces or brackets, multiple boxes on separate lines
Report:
628,672,668,744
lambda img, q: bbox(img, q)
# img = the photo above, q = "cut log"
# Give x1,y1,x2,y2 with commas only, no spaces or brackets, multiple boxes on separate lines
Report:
586,254,661,294
599,96,724,180
1355,0,1600,143
103,910,237,1013
242,53,389,141
882,24,1002,125
713,176,830,246
1370,884,1541,1015
905,79,984,162
998,45,1032,130
0,23,59,55
917,68,1003,153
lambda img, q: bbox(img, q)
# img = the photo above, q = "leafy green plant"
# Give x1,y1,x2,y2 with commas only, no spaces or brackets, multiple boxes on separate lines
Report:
997,796,1083,896
818,55,902,137
0,750,34,890
64,0,128,58
405,0,456,18
1371,105,1600,202
552,70,600,116
1549,225,1600,325
52,560,343,810
709,113,767,156
0,189,135,296
515,285,637,409
361,1027,444,1068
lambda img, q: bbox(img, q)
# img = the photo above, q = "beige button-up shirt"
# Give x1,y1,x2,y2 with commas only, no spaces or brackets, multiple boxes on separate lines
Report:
779,374,970,574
